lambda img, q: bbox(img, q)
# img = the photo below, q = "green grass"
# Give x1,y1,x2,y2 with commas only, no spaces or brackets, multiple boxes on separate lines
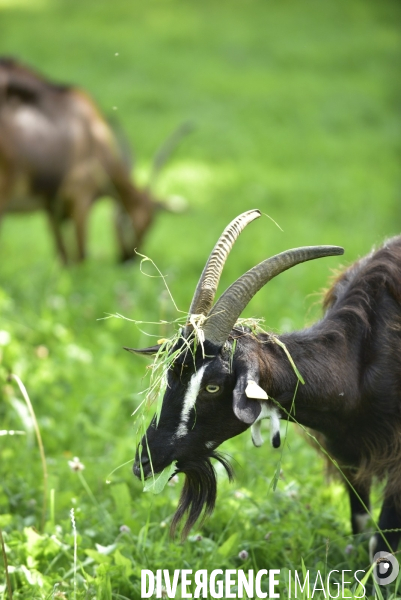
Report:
0,0,400,597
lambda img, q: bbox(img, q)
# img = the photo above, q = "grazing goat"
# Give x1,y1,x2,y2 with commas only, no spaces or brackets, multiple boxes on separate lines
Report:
0,57,179,263
130,209,401,558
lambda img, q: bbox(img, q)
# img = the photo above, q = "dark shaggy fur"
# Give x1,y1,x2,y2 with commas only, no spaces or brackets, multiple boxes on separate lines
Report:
171,453,234,539
321,239,401,506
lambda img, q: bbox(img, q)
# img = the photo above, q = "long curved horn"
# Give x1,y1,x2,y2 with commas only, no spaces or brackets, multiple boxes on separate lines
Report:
184,209,261,336
147,121,194,191
202,245,344,346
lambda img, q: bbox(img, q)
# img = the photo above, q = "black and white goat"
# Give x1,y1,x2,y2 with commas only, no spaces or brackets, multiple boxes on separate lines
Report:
131,209,401,557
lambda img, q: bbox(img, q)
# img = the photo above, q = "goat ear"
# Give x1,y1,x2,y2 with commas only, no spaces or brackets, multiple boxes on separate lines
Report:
124,344,162,356
232,373,262,425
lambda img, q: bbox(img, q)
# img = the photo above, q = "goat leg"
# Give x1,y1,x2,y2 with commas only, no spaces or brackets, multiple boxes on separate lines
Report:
71,195,92,262
115,206,136,262
46,209,68,265
342,467,371,535
370,495,401,559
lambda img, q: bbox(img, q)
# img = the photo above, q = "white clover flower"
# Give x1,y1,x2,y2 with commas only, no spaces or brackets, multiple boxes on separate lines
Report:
68,457,85,472
35,345,49,359
238,550,249,560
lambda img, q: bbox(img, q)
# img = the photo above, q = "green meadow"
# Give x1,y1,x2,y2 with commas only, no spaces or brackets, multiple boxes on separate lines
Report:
0,0,400,597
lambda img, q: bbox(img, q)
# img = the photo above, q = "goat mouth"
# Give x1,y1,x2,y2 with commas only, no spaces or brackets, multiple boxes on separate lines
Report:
171,452,234,540
133,461,172,480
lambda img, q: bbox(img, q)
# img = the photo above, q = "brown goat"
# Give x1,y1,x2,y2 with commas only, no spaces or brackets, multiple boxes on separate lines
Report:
0,57,161,263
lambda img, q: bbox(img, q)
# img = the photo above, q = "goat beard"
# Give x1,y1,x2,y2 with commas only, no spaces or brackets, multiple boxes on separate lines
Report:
170,452,234,540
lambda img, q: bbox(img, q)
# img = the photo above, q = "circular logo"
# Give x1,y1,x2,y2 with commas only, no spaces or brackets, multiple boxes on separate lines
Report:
373,552,400,586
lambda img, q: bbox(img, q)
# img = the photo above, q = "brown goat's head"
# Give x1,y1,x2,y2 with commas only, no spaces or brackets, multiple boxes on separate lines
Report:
130,209,344,537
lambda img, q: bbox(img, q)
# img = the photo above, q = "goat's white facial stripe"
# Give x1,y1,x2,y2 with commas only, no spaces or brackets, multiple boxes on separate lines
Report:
175,365,207,438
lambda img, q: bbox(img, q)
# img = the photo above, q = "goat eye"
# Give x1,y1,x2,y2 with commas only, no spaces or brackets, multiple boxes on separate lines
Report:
205,384,220,394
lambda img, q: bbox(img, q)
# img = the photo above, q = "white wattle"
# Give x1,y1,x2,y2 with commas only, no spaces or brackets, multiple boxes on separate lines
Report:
250,400,281,448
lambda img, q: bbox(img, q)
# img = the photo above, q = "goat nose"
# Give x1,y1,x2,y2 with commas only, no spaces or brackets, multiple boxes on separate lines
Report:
134,454,150,475
134,454,150,478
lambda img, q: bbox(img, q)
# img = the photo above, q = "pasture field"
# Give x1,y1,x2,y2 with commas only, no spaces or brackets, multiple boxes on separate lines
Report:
0,0,400,597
